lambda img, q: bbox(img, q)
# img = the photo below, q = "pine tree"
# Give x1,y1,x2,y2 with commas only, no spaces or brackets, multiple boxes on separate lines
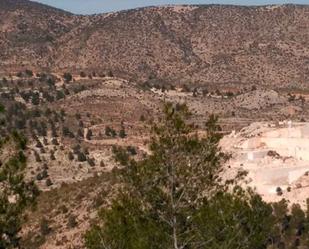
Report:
85,103,271,249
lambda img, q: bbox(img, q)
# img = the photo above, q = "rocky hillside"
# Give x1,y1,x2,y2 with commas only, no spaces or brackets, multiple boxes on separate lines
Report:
0,0,308,88
0,0,79,70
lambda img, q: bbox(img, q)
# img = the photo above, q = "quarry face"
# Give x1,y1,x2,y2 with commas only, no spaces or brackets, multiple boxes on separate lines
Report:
221,122,309,207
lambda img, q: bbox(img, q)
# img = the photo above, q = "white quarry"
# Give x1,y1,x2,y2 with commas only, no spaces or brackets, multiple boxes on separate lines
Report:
221,121,309,206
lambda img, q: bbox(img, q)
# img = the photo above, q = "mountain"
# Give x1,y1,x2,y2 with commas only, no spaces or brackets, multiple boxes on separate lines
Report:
0,0,78,70
0,0,308,89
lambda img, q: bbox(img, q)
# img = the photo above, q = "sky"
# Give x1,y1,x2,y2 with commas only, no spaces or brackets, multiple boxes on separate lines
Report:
33,0,308,14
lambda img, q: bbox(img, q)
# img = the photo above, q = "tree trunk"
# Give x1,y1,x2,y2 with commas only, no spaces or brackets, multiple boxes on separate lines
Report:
173,215,179,249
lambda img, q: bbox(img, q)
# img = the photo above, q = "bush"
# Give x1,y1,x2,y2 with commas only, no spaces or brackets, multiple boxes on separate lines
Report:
46,178,53,187
140,114,146,122
51,138,59,146
63,73,72,82
36,140,43,148
112,146,129,166
86,129,93,140
68,152,74,161
40,218,51,236
36,173,44,181
56,90,65,100
77,152,87,162
36,169,48,181
276,187,283,196
34,151,41,162
107,70,113,77
87,158,95,167
127,146,137,156
72,144,81,154
60,205,68,214
42,169,48,179
50,152,56,161
25,69,33,77
67,215,78,228
62,126,74,138
119,127,126,139
105,126,117,137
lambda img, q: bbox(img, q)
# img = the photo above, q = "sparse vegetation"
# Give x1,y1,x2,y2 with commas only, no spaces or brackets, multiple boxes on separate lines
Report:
0,3,309,248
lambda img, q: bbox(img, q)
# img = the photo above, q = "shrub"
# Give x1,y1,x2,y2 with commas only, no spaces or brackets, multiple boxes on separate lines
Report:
42,169,48,179
56,90,65,100
107,70,113,77
87,158,95,167
51,138,59,146
119,127,127,139
77,152,87,162
46,178,53,187
86,129,93,140
127,146,137,156
25,69,33,77
276,187,283,196
34,151,41,162
60,205,68,214
72,144,81,154
36,140,43,148
140,114,146,122
63,73,72,82
67,215,78,228
36,173,43,181
50,152,56,161
40,218,51,236
105,126,117,137
68,152,74,161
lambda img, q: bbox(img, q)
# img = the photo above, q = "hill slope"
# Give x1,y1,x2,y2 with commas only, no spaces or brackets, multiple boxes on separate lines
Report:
0,1,308,88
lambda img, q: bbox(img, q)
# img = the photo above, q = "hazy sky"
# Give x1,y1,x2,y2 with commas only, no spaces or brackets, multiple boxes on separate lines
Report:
33,0,308,14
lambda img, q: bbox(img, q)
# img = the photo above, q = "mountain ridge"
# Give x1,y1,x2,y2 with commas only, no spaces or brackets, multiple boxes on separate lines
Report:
0,1,308,89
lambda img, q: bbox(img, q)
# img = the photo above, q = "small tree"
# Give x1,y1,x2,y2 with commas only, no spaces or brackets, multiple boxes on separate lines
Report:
276,186,283,196
86,129,93,140
63,73,73,83
119,127,126,139
67,215,78,228
107,70,113,78
25,69,33,77
87,158,96,167
68,151,74,161
85,103,250,249
40,218,51,236
77,151,87,162
51,138,59,146
105,126,117,137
